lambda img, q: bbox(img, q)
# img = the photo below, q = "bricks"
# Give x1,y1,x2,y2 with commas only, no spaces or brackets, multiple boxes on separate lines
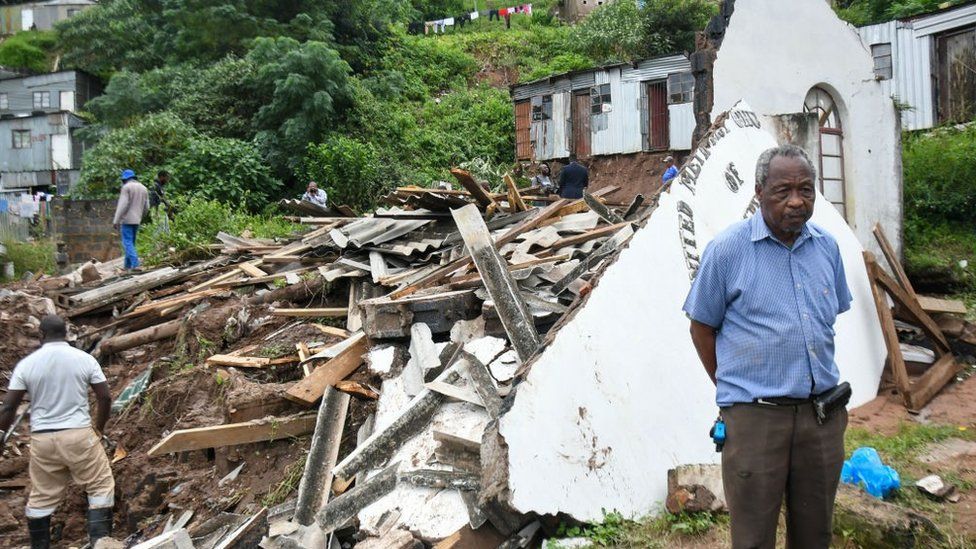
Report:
51,198,118,263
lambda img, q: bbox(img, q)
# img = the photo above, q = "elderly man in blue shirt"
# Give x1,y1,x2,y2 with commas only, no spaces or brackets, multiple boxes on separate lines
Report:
683,145,852,549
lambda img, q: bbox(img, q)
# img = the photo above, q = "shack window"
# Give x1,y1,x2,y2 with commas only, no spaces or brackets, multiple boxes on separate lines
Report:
12,129,31,149
0,93,7,110
532,95,553,121
590,84,611,114
667,72,695,104
33,91,51,109
872,43,892,80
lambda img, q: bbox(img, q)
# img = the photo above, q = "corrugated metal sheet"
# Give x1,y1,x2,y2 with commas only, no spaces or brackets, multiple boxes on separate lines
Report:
620,55,691,83
858,20,935,129
592,69,644,156
910,2,976,36
668,103,695,150
532,92,571,161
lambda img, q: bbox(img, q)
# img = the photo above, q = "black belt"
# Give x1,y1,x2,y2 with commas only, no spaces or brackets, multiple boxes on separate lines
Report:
752,396,814,406
32,428,70,434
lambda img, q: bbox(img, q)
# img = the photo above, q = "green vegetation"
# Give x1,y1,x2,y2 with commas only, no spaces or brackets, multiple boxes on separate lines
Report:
901,126,976,292
0,31,57,73
1,239,57,279
834,0,969,26
262,452,307,507
135,198,296,265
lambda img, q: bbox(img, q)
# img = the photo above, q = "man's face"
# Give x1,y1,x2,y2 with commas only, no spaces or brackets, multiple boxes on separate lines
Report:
308,183,317,193
756,156,815,237
159,174,169,185
541,165,550,175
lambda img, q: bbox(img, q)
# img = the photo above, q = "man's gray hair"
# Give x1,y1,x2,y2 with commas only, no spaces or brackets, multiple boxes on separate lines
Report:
755,145,817,189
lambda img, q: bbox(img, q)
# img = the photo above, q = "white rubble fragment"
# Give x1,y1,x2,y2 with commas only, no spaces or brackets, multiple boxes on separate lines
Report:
488,350,519,382
450,316,486,345
367,345,398,376
404,324,438,397
463,336,506,366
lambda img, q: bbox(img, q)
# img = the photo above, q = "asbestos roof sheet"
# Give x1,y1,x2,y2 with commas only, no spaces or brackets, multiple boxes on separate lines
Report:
330,217,433,249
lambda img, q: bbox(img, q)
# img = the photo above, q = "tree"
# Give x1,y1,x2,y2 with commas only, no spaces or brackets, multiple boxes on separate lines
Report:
248,37,355,179
56,0,162,76
0,31,56,73
167,137,281,211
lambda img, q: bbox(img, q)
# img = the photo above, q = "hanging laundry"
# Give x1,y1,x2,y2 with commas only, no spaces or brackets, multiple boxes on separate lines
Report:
504,12,511,28
489,8,500,20
471,10,479,20
498,7,508,16
444,17,455,26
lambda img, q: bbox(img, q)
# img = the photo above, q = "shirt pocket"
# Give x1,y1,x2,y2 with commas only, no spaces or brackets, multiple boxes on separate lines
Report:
812,273,839,326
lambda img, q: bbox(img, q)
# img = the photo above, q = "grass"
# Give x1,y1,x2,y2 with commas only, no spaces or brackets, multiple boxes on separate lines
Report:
262,455,306,507
1,238,57,280
545,423,976,548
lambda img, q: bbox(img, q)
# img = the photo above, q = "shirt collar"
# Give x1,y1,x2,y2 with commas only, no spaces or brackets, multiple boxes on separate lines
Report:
749,213,818,247
43,341,69,347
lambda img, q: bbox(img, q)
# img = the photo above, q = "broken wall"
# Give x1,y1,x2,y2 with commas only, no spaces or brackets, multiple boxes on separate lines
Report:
709,0,904,259
497,102,887,522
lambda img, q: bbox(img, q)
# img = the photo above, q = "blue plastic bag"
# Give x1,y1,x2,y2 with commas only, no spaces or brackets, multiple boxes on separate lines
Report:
841,447,901,498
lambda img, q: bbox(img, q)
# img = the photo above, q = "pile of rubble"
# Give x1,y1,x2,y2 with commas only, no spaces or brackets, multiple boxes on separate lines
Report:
0,168,648,548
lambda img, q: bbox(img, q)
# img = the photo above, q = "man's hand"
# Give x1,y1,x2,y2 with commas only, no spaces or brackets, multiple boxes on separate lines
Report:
689,320,719,385
113,223,120,231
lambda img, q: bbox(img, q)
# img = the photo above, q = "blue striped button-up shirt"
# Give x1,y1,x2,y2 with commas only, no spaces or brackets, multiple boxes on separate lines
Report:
682,214,852,407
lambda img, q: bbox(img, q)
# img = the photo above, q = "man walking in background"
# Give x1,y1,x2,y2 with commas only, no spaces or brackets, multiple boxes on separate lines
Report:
149,170,174,233
683,145,852,548
557,154,589,199
0,315,115,548
113,169,148,271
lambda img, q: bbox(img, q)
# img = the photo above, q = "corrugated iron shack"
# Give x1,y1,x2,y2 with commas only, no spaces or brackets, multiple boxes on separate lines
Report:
511,54,695,162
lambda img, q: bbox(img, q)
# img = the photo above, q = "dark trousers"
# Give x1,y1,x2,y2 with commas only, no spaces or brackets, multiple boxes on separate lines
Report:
722,403,847,549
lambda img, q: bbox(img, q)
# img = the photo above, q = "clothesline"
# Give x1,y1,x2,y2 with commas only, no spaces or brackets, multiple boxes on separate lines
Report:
408,4,533,35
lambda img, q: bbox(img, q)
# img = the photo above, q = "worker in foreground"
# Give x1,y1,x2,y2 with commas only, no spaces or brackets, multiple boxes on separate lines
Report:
683,145,852,548
0,315,115,548
113,169,149,271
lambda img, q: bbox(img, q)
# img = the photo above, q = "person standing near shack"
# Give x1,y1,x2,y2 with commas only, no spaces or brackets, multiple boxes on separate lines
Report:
113,169,149,271
301,181,328,208
0,315,115,548
661,156,679,186
531,163,554,194
682,145,852,549
557,155,589,199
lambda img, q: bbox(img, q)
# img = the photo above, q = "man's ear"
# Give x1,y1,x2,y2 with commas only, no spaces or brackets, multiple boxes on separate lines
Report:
754,183,763,200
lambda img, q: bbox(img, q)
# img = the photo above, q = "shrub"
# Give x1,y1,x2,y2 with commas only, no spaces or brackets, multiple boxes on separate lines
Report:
304,136,390,213
1,239,57,279
136,197,296,265
166,136,281,211
0,30,57,73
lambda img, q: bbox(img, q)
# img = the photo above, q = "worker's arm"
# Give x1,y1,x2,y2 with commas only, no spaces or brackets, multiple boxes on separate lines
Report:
91,382,111,436
113,186,130,227
0,390,26,435
689,320,718,385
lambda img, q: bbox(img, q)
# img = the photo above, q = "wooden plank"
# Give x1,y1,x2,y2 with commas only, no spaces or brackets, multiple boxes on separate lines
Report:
334,380,379,400
206,355,272,368
907,354,963,411
451,168,497,211
239,261,268,278
271,308,348,318
554,185,619,218
312,324,352,339
504,173,528,213
452,204,541,362
188,267,243,294
215,267,316,288
864,252,912,402
549,221,632,250
917,295,968,315
583,191,623,224
147,413,317,456
873,224,916,297
285,333,368,406
873,269,951,352
100,319,183,355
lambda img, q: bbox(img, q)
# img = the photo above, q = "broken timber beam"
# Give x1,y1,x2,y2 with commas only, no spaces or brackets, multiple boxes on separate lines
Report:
864,252,912,401
100,319,182,355
583,192,623,224
332,364,463,482
316,462,399,534
451,168,498,211
147,413,317,456
286,332,367,406
271,308,348,318
452,204,541,362
294,387,350,526
550,221,632,250
504,173,528,213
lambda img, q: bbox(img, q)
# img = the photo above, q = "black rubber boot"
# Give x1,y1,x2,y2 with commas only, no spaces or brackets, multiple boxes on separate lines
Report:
87,507,112,546
27,516,51,549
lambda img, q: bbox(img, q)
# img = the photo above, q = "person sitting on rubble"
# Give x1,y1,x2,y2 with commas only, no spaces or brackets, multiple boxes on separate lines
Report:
557,155,589,199
301,181,328,207
683,144,852,549
531,163,554,194
661,156,679,186
0,315,115,549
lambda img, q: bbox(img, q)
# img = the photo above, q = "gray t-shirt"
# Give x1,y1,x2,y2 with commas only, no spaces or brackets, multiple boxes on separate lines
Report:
9,342,107,431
